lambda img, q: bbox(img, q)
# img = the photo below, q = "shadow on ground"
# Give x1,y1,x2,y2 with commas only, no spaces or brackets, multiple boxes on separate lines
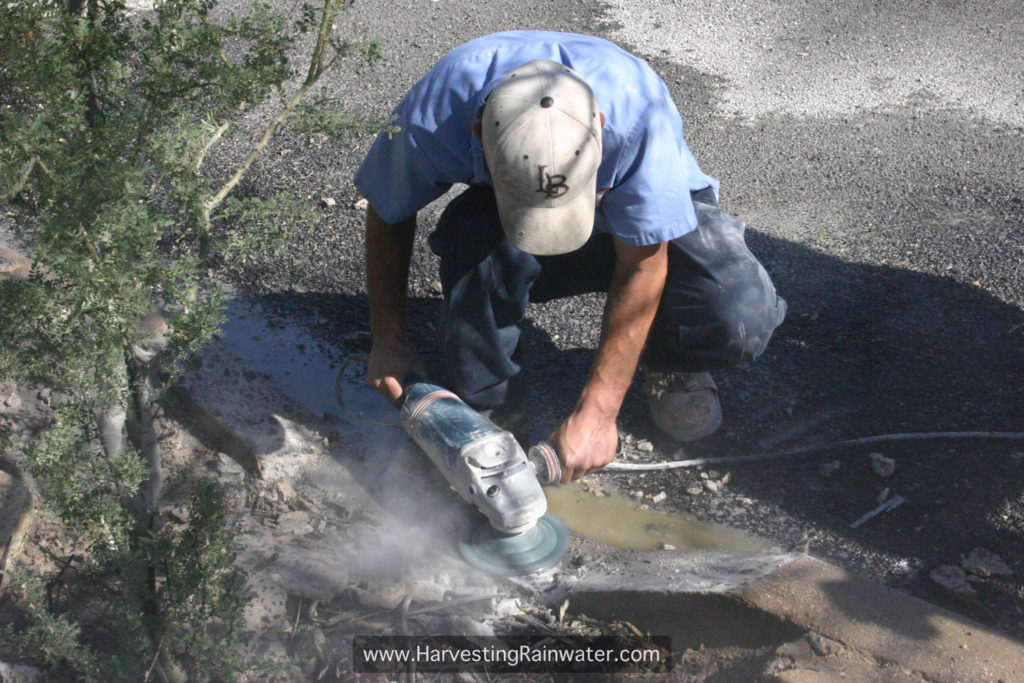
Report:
234,220,1023,640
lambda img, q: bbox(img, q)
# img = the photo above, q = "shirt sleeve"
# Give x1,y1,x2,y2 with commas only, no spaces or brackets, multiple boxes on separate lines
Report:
352,102,452,224
353,55,480,224
599,96,709,245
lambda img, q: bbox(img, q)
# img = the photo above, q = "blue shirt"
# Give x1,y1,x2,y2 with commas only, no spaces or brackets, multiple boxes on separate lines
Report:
354,31,718,246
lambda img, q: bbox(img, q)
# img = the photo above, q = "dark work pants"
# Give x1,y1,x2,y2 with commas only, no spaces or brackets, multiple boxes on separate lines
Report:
427,185,787,411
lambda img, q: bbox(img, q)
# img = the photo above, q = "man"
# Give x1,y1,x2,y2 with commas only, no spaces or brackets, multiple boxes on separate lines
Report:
355,31,786,482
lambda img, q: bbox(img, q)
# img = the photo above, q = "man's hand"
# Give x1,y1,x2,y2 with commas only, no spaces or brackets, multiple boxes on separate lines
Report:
367,339,425,406
548,409,619,482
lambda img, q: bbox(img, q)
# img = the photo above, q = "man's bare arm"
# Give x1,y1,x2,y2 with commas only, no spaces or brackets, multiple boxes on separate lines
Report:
365,204,424,405
550,238,668,481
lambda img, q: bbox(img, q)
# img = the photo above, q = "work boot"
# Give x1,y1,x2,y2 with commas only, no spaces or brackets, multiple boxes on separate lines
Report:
643,370,722,442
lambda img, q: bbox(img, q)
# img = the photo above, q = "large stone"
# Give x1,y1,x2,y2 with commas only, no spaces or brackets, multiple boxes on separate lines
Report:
241,571,290,631
0,661,42,683
0,247,32,283
930,564,976,595
176,343,326,480
961,547,1013,577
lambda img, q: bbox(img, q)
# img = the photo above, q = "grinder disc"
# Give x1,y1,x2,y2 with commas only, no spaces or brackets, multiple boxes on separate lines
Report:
459,513,570,576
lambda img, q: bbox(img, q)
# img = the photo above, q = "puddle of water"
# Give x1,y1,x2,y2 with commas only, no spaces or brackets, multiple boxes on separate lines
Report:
217,298,764,555
545,485,762,552
219,298,404,452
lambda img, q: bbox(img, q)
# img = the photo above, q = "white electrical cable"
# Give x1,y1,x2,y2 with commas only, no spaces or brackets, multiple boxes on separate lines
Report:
603,431,1024,471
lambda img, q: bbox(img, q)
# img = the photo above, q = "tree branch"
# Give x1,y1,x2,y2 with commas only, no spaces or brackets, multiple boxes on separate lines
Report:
2,154,56,203
126,353,161,526
201,0,342,235
0,452,40,590
195,119,230,172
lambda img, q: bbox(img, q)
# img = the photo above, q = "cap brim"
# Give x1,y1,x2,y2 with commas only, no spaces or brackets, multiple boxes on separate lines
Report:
495,185,595,256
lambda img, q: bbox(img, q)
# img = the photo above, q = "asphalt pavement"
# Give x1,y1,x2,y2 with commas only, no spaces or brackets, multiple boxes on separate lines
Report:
214,0,1024,642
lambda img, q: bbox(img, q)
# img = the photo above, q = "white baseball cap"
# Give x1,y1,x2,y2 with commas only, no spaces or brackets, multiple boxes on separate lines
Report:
481,60,602,255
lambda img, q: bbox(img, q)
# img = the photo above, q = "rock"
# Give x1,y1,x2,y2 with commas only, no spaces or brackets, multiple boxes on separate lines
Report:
290,626,327,664
36,387,52,402
0,248,33,283
704,480,721,493
961,548,1013,577
659,543,676,551
929,565,976,595
350,579,449,610
248,636,289,664
320,197,336,208
817,459,841,477
161,504,190,525
242,572,289,630
216,453,246,482
762,655,794,677
637,439,654,452
651,491,667,503
806,632,842,657
3,385,21,409
685,483,703,496
219,481,248,513
275,479,296,502
0,661,42,683
430,280,444,295
353,198,369,211
494,598,521,617
450,615,495,637
869,452,895,477
277,510,314,536
877,487,890,503
134,309,169,336
721,471,732,484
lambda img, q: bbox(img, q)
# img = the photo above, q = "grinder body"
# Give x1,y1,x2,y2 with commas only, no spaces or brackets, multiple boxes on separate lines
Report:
401,380,558,535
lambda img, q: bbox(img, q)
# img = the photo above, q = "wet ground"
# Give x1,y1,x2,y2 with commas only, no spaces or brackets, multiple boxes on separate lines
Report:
205,0,1023,649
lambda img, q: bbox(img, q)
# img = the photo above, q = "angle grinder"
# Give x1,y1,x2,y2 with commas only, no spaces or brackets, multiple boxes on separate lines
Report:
400,377,569,576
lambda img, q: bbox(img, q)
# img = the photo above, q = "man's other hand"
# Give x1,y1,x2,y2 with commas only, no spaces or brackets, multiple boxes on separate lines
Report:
548,410,619,482
366,339,425,407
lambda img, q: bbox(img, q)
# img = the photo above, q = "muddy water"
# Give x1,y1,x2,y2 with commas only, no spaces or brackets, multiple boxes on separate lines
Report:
218,299,762,554
545,484,762,552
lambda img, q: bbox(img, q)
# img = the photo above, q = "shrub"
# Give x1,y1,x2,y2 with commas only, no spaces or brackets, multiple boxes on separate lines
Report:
0,0,378,678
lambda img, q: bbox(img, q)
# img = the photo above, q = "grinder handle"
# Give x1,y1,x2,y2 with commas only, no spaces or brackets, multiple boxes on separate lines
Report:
527,442,562,486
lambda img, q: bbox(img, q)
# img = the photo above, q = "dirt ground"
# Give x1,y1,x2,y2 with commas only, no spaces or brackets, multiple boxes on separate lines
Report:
245,285,1024,649
0,385,810,682
4,372,962,683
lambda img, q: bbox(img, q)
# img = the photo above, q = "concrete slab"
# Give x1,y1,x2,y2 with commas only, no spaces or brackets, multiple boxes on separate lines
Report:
566,550,1024,680
178,338,501,610
736,555,1024,683
176,342,329,480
